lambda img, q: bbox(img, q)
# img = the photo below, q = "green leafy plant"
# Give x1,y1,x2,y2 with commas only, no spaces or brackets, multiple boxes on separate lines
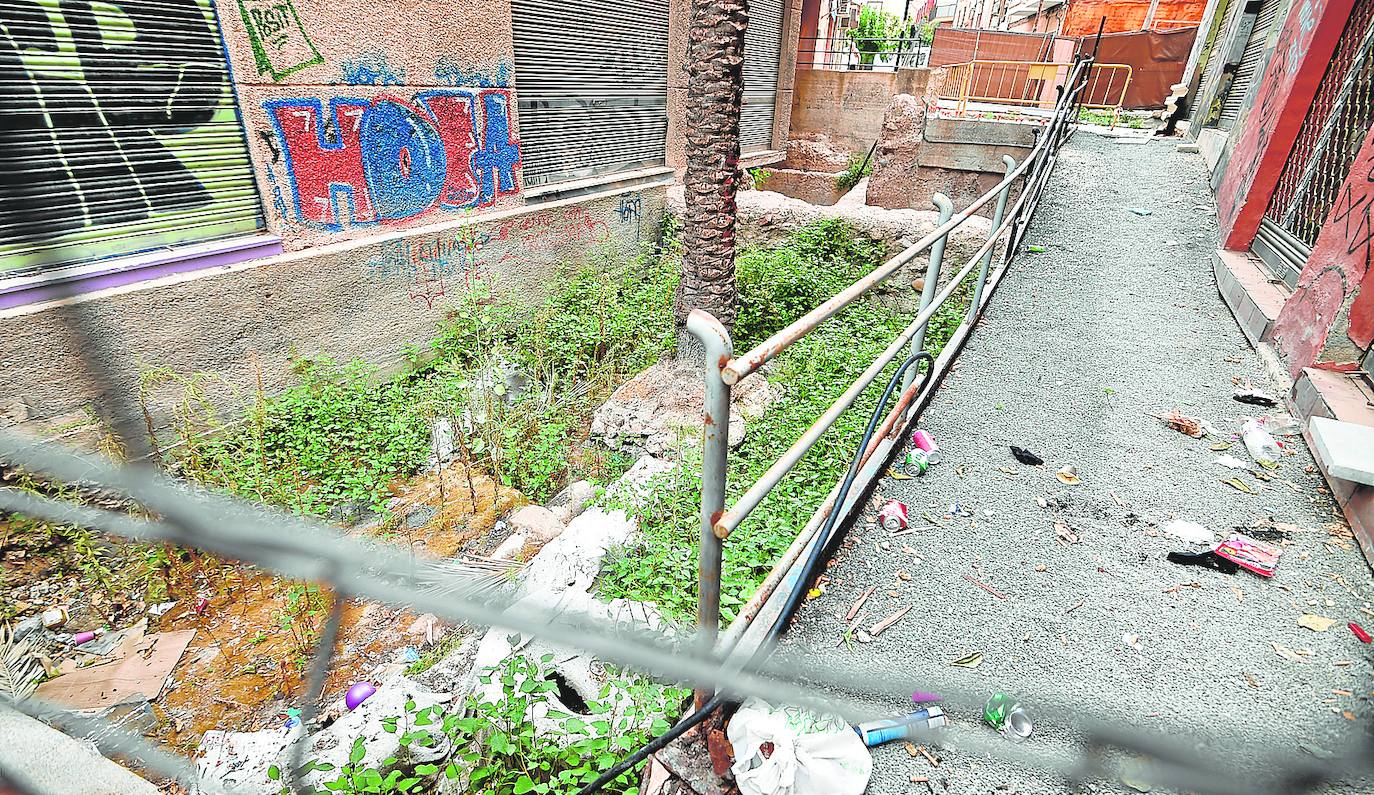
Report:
746,166,772,190
835,153,874,192
845,6,903,66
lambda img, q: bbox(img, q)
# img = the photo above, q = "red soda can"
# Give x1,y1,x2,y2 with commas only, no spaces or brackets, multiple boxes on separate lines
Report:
911,429,941,464
878,499,909,531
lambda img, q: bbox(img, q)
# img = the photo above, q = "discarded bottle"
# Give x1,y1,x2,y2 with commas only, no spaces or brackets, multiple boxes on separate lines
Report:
903,449,930,477
983,693,1032,740
854,707,948,747
911,429,942,464
1242,418,1282,467
878,500,909,531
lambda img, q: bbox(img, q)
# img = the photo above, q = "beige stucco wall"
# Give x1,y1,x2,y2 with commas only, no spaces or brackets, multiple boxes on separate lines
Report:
0,184,667,444
790,68,934,154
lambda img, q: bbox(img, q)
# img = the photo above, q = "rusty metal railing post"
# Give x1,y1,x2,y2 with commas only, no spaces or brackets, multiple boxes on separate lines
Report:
969,155,1017,315
904,193,954,391
686,309,732,710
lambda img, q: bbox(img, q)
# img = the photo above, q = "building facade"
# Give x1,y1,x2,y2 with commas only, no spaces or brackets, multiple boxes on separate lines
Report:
0,0,801,442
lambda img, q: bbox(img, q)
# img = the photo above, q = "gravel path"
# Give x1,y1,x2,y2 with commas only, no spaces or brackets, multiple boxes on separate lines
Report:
778,132,1374,794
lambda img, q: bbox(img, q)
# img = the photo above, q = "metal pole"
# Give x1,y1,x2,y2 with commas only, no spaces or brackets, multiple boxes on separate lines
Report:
686,309,732,710
970,154,1017,314
906,193,954,389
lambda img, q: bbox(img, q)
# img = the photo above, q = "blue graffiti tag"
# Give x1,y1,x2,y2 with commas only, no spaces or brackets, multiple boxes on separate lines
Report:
434,57,512,88
341,52,405,86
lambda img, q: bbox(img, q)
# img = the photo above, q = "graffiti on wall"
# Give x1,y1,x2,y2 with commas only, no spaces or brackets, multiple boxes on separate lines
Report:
434,58,512,88
365,224,489,309
237,0,323,81
340,53,405,86
0,0,229,248
616,193,643,241
1272,126,1374,375
265,88,522,231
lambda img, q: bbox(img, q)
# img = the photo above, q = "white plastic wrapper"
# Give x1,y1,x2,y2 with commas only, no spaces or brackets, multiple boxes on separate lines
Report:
726,699,872,795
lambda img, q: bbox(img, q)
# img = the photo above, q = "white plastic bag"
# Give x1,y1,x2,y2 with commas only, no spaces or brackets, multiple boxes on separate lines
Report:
726,699,872,795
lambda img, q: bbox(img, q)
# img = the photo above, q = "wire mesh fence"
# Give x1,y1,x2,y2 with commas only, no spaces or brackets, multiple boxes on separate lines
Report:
0,56,1371,795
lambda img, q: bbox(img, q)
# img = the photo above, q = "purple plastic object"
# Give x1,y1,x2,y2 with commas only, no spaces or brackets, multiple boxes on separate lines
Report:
345,682,377,711
73,631,97,645
911,690,942,704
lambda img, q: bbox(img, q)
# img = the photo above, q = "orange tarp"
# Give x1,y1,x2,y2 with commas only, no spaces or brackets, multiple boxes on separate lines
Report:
1061,0,1208,36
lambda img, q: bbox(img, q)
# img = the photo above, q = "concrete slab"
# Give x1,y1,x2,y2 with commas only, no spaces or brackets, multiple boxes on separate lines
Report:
1309,416,1374,486
0,706,161,794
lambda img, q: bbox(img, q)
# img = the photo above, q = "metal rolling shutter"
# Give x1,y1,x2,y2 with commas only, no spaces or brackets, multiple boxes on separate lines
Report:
0,0,264,277
742,0,784,152
512,0,670,188
1219,0,1282,127
1196,0,1243,109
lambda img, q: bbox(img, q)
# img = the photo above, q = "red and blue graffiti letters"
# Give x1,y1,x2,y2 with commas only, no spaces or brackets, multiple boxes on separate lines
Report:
265,89,521,231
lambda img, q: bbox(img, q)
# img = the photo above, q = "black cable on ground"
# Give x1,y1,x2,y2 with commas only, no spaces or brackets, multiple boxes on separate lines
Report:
576,351,934,795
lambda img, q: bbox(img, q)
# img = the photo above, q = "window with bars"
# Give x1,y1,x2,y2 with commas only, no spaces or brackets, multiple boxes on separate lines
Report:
1263,0,1374,247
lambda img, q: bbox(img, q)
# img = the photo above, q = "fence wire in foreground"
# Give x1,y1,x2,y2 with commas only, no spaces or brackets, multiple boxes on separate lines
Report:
0,59,1370,795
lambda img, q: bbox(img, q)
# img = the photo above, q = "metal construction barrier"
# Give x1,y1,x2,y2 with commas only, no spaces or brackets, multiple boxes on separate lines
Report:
2,54,1372,795
936,59,1133,123
687,57,1093,697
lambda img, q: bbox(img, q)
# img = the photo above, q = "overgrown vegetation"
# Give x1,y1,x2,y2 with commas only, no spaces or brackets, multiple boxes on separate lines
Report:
835,153,874,192
1078,108,1145,129
600,221,974,620
845,6,903,66
275,649,685,795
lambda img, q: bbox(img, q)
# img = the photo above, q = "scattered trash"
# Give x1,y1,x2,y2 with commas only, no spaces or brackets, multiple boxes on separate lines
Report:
1123,633,1144,652
41,607,68,629
1271,642,1306,663
1233,389,1279,407
1215,454,1249,469
1241,418,1282,467
72,631,98,646
888,468,915,481
1166,549,1239,575
962,574,1007,600
1053,519,1080,546
1221,477,1257,494
1028,245,1047,253
1297,614,1337,632
400,646,421,663
1155,410,1204,438
1126,207,1153,216
853,708,948,747
1160,520,1213,545
911,690,941,704
345,681,377,711
284,707,303,729
1350,622,1371,643
911,430,942,464
878,500,909,531
1214,533,1281,577
728,698,872,795
946,503,974,518
193,597,210,616
146,601,177,617
982,693,1032,739
950,651,984,668
35,630,194,710
903,449,931,477
1055,466,1081,485
869,606,912,637
845,587,875,622
1010,446,1044,466
855,630,873,644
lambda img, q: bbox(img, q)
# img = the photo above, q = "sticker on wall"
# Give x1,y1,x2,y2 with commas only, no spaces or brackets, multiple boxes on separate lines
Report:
237,0,324,81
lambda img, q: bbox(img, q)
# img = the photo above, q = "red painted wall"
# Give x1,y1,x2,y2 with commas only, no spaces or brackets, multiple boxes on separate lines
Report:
1272,126,1374,376
1214,0,1355,251
1061,0,1206,35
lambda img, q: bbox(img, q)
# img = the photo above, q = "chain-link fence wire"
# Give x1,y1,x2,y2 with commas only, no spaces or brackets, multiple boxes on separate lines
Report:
0,71,1371,795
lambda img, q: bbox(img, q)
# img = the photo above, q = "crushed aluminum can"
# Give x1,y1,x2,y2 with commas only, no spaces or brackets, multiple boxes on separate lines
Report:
854,707,947,747
911,429,942,464
878,499,909,531
983,692,1032,740
903,449,930,477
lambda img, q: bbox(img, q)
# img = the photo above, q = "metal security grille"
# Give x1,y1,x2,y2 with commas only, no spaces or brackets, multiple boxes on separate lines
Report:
742,0,783,152
1218,0,1282,128
0,0,265,277
1264,0,1374,247
511,0,670,188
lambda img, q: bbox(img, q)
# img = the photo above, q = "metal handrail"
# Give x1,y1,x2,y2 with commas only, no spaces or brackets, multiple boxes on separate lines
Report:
686,56,1093,704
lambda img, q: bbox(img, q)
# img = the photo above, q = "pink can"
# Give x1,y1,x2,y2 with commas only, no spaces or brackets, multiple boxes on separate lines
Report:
878,499,909,531
911,429,942,465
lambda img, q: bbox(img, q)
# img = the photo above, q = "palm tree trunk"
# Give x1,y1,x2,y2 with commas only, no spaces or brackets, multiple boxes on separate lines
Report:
675,0,748,353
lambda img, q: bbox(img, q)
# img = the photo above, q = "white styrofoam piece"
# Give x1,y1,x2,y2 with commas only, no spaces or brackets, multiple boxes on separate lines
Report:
1308,416,1374,487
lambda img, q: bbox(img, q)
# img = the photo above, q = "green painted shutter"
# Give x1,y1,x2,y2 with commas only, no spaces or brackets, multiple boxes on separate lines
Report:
0,0,265,276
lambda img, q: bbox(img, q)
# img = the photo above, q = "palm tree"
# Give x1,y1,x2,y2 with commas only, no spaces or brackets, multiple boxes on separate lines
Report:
674,0,749,352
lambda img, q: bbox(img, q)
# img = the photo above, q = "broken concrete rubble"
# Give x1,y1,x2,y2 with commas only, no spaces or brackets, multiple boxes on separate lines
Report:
507,504,566,544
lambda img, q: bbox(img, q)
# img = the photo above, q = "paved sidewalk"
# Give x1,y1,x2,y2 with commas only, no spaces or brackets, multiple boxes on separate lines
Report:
781,133,1374,794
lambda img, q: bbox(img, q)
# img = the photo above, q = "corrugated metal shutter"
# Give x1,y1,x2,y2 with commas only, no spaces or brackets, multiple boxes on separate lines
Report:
742,0,784,152
1218,0,1282,127
1196,0,1243,108
1252,217,1308,287
0,0,264,277
511,0,670,188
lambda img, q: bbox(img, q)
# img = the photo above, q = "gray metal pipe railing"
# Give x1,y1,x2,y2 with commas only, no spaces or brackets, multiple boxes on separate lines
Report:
686,55,1093,700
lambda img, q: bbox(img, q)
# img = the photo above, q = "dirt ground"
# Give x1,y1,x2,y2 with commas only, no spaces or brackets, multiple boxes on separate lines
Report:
779,132,1374,794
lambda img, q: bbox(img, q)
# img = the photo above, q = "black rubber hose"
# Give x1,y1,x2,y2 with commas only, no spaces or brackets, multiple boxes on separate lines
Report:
576,351,934,795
